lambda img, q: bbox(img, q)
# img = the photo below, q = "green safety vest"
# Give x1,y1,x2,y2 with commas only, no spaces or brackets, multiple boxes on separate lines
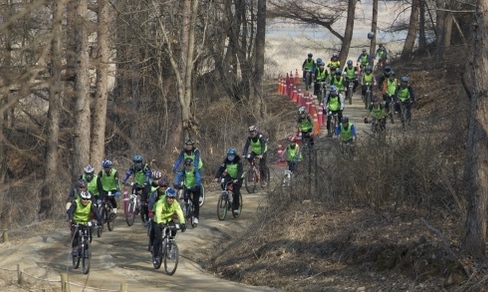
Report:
100,168,118,191
328,95,340,111
299,116,313,132
303,59,314,70
363,73,373,84
397,87,411,101
134,165,149,185
385,78,397,95
377,49,386,58
82,174,99,196
339,123,354,142
345,67,356,79
286,144,303,162
226,163,242,179
359,54,369,65
183,169,197,188
73,197,92,223
184,150,203,169
251,134,267,154
370,105,385,120
316,68,327,81
329,60,340,69
331,76,345,91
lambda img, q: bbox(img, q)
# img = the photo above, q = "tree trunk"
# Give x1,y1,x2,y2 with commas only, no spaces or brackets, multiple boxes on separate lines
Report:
72,0,91,177
91,0,111,166
401,0,420,60
462,0,488,259
253,0,266,119
369,0,378,65
418,0,427,53
435,0,446,61
40,0,65,218
339,0,356,66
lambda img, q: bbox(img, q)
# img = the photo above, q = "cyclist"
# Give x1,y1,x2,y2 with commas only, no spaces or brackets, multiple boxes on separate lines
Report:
214,148,244,216
377,65,392,91
356,48,370,71
360,65,376,101
67,190,103,257
330,68,346,99
335,116,357,144
283,135,302,173
148,177,170,218
343,60,359,95
174,157,201,225
66,179,89,212
394,76,415,126
364,96,387,131
313,61,328,102
381,70,398,122
324,85,344,137
374,44,388,67
172,139,203,175
297,106,314,146
80,164,101,206
302,52,315,86
327,52,341,74
242,125,268,183
122,155,152,218
97,159,121,215
151,187,186,266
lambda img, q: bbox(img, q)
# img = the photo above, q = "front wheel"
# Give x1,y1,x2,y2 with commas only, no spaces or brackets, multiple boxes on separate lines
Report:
72,251,80,269
199,185,205,207
348,87,353,105
232,193,243,218
244,169,257,194
217,193,228,221
81,244,91,274
163,240,179,275
260,166,270,188
125,200,136,226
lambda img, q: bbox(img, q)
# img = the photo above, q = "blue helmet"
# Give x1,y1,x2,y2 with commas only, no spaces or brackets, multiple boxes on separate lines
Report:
329,85,337,93
365,65,372,72
133,155,143,163
384,65,391,72
335,68,342,75
316,58,323,64
401,76,409,82
227,148,237,155
347,60,353,66
102,159,113,168
165,187,177,198
390,70,396,76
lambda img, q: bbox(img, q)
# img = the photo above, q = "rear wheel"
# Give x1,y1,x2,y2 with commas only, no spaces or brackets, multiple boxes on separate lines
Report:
152,243,162,270
96,225,103,237
216,193,228,221
244,169,257,194
232,193,243,218
199,185,205,207
260,166,270,188
107,207,115,231
125,200,135,226
163,241,179,275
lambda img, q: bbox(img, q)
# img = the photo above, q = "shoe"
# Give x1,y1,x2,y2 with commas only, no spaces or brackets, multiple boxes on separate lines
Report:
193,217,199,224
153,257,160,266
71,249,78,257
233,209,239,215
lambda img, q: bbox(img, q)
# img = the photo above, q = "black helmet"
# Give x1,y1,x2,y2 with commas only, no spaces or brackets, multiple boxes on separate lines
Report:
184,157,193,166
307,53,313,58
341,116,349,123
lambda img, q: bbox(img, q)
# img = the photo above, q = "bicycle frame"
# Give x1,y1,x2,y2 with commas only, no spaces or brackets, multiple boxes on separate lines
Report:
364,83,372,109
72,222,92,274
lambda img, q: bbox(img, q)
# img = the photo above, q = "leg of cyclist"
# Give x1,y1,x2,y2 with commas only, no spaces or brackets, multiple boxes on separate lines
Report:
191,187,200,223
148,219,157,252
232,178,243,215
405,101,412,125
248,151,257,164
71,226,80,256
259,152,267,178
141,185,150,217
152,223,163,263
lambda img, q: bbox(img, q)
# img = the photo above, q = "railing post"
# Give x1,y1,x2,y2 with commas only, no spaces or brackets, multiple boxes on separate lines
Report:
120,282,128,292
17,263,24,284
2,230,8,242
60,273,69,292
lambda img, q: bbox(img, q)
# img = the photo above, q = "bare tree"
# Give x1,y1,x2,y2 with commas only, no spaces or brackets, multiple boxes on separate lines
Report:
462,0,488,259
253,0,266,118
401,0,420,59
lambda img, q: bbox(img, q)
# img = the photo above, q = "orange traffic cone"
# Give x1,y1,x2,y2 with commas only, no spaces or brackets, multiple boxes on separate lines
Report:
277,75,282,94
295,69,300,84
312,105,320,135
276,142,286,166
318,102,324,126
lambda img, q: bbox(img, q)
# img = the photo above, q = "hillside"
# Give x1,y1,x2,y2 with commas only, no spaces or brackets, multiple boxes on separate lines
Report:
205,46,486,291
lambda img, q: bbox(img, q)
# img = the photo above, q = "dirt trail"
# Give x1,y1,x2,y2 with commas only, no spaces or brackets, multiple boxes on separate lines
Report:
0,189,279,292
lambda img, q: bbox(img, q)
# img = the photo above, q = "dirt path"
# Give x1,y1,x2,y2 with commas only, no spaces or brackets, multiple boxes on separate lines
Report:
0,189,279,292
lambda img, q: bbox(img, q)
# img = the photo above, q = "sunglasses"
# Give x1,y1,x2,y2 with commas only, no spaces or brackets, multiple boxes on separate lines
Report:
82,198,90,201
167,197,175,200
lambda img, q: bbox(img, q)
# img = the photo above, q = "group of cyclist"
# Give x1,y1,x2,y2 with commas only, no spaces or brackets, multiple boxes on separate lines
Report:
301,47,416,139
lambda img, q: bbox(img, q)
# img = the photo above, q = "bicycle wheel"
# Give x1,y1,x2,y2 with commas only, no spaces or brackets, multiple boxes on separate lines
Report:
348,86,353,105
244,169,257,194
81,243,90,274
232,193,243,218
163,240,179,275
216,193,228,221
260,166,270,188
125,199,136,226
72,249,80,269
107,206,115,231
153,241,162,269
199,185,205,207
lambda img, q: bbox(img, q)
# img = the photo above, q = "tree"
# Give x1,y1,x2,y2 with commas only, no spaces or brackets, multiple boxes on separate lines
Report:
253,0,266,118
462,0,488,259
401,0,420,60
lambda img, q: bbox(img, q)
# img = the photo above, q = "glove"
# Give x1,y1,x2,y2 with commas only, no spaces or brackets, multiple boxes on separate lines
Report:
180,224,186,232
68,221,72,229
114,192,121,198
148,211,154,219
193,186,200,193
364,117,369,123
233,179,239,184
214,178,219,183
97,199,102,206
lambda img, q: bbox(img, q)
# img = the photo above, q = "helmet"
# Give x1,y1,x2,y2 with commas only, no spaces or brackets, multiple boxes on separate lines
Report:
401,76,409,82
248,125,257,132
184,157,193,165
133,155,143,163
80,190,92,200
289,135,297,142
347,60,353,66
151,170,162,180
227,148,237,155
298,106,306,114
77,179,87,188
365,65,372,72
319,62,325,67
185,139,194,145
342,116,349,123
372,96,380,102
332,52,338,57
165,187,177,198
329,85,337,93
379,43,384,48
335,68,341,75
384,65,391,72
316,58,323,64
159,178,169,187
102,159,112,168
362,48,367,52
389,70,396,76
83,164,94,173
308,53,313,57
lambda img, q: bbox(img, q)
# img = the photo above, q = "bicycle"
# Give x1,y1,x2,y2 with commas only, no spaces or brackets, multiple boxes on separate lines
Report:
328,111,339,136
345,78,356,105
217,179,242,221
244,156,269,194
177,182,198,228
316,80,327,105
123,182,143,226
398,100,411,130
71,222,93,274
152,223,180,275
386,94,395,124
99,191,116,232
304,70,313,92
198,184,205,207
281,169,293,189
363,83,373,109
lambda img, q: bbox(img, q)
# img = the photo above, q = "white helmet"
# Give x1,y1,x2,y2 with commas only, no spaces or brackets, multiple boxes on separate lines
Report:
298,106,306,114
83,164,95,173
80,191,92,200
